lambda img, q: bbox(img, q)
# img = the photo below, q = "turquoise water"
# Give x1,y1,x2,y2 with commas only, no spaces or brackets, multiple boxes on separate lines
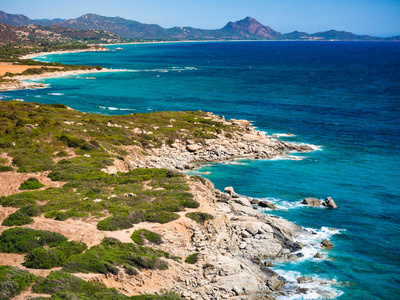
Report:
2,41,400,299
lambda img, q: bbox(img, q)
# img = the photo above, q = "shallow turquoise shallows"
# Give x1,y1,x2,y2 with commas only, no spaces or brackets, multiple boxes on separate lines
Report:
2,41,399,299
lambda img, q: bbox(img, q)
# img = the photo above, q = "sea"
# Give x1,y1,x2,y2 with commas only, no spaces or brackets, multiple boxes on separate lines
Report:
1,41,399,299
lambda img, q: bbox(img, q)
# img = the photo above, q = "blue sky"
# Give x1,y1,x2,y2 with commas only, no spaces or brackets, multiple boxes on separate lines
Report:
1,0,399,36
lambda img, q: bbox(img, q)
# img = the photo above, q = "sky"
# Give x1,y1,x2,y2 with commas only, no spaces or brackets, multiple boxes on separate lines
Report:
1,0,399,36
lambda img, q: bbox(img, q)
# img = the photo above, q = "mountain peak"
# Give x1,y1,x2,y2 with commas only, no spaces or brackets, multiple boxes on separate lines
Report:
223,17,281,39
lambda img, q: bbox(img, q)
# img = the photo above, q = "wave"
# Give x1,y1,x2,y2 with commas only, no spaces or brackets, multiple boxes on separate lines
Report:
98,106,135,111
273,133,297,138
269,155,305,161
274,269,343,300
48,93,64,96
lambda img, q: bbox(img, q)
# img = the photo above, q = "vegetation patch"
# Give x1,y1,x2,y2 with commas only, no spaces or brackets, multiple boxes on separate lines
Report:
0,166,13,172
131,229,163,245
24,247,67,269
0,266,36,300
185,212,214,224
0,227,67,254
185,253,199,264
1,210,33,226
19,177,45,190
63,237,169,274
32,271,124,299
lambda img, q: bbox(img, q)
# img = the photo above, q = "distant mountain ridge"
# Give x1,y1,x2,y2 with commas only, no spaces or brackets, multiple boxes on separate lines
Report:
0,11,398,41
0,21,123,45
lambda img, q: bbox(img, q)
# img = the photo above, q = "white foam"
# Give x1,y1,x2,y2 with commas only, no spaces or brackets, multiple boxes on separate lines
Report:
34,95,41,98
274,269,343,299
119,108,136,111
269,155,305,161
273,133,297,138
108,107,118,110
48,93,64,96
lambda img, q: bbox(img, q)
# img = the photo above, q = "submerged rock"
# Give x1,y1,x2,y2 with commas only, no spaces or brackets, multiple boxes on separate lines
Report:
314,252,323,259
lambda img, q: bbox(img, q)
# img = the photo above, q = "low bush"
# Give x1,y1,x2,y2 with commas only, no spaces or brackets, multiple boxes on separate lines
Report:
63,238,170,274
32,271,117,297
185,212,214,224
1,210,33,226
144,212,180,224
24,247,67,269
131,229,163,245
0,166,13,172
19,177,45,190
0,227,67,253
56,241,87,259
0,266,36,300
185,253,199,264
97,211,145,231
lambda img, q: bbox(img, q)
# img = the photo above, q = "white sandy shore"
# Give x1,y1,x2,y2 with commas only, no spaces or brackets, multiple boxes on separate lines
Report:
20,47,109,60
12,68,133,81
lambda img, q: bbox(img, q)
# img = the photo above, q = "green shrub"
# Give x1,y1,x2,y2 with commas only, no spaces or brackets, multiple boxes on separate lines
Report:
144,212,180,224
97,211,145,231
24,247,67,269
0,227,67,253
32,271,115,297
131,229,163,245
185,212,214,224
0,166,13,172
1,210,33,226
57,134,86,148
128,254,168,270
185,253,199,264
63,238,170,275
19,204,42,217
56,241,87,259
0,266,36,300
19,177,45,190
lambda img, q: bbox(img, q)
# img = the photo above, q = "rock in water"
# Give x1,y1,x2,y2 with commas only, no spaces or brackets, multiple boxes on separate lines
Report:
259,200,276,209
302,197,322,207
314,252,323,259
321,239,334,249
323,197,338,209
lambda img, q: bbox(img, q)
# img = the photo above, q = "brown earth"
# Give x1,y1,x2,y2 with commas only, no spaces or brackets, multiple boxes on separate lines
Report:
0,63,62,76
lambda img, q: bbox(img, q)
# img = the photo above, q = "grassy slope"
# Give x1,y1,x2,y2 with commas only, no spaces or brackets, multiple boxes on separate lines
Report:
0,101,239,299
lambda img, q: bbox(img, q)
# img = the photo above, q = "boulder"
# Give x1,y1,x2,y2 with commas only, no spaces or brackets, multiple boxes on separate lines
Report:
323,197,338,209
266,276,285,291
302,197,322,207
251,199,260,205
224,186,235,195
259,200,276,209
314,252,323,259
321,239,334,249
288,254,298,261
297,276,313,284
234,197,253,208
186,144,203,152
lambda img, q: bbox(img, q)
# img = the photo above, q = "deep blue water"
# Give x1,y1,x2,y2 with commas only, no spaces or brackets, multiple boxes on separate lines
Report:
2,41,400,299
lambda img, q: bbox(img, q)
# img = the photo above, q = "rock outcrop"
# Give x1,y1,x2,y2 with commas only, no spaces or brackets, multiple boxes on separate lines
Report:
115,115,314,172
0,79,45,91
323,197,338,209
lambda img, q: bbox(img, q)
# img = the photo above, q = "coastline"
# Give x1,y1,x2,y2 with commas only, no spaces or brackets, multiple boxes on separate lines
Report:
0,47,342,299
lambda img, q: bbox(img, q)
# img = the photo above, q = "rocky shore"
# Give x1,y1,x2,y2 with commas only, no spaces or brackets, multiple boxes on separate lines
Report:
112,115,314,172
0,79,45,91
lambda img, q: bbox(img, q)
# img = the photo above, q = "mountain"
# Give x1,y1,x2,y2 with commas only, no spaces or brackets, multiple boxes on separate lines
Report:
0,22,124,45
0,11,33,26
0,11,398,41
219,17,281,39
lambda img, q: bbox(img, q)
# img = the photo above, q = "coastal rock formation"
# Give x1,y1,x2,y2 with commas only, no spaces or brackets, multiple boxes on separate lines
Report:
302,197,322,207
321,239,334,249
0,79,45,91
323,197,338,209
115,114,314,172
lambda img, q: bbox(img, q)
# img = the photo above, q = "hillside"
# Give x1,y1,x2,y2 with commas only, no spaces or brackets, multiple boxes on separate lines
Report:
0,100,316,299
1,11,397,41
0,21,124,45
